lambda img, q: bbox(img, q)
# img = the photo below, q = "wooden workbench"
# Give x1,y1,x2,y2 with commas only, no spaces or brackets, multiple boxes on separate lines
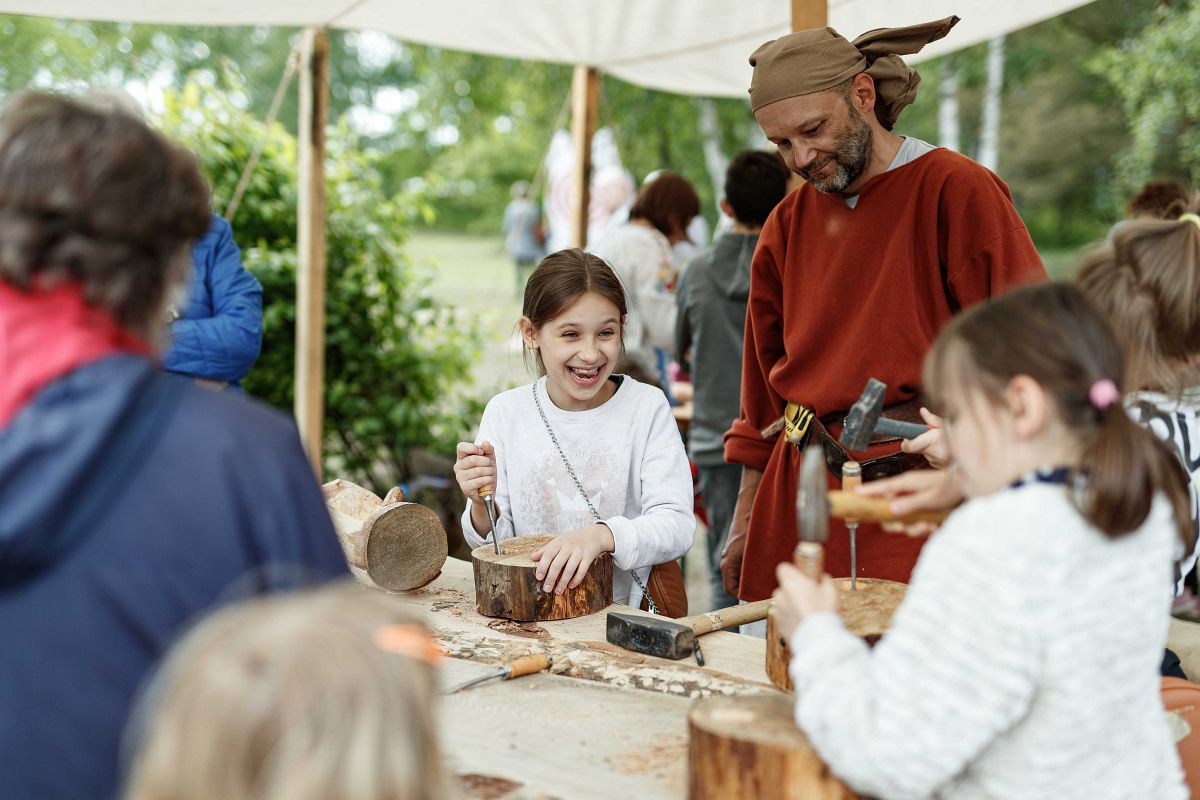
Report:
389,556,779,799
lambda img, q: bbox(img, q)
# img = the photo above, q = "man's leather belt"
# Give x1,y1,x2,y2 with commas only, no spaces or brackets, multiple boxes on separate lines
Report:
781,400,928,481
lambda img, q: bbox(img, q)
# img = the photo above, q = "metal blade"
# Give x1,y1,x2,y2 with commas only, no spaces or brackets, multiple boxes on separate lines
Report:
483,495,500,554
796,445,829,545
444,665,506,695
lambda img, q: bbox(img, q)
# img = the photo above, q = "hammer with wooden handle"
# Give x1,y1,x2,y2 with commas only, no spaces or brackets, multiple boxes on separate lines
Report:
606,599,773,661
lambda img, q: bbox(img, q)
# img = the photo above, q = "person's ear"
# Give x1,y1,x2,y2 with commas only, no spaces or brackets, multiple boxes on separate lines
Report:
719,198,735,219
1006,374,1047,439
849,72,877,116
519,317,539,350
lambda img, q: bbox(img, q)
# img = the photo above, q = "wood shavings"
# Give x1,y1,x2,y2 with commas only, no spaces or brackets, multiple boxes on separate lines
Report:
458,772,524,799
486,619,552,639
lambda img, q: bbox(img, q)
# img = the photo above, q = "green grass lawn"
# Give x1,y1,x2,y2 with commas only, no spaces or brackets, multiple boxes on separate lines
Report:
407,230,530,396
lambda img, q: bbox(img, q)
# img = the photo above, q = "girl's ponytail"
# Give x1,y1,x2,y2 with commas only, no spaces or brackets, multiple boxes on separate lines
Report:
1082,393,1192,548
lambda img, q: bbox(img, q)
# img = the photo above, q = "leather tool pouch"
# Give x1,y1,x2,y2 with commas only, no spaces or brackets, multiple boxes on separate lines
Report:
639,559,689,618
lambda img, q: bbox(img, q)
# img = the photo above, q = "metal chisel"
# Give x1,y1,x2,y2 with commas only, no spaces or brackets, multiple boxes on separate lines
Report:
479,482,501,554
444,653,551,694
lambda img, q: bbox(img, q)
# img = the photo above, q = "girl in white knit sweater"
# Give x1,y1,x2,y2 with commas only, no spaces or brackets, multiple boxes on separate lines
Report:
774,283,1192,799
453,249,694,608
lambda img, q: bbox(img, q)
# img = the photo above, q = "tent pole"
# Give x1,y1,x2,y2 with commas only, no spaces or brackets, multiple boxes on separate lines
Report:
791,0,827,30
569,65,599,249
296,26,329,475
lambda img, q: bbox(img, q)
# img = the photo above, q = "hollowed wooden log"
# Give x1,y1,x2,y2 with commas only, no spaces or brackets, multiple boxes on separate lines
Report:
472,535,612,622
688,694,858,799
766,577,907,692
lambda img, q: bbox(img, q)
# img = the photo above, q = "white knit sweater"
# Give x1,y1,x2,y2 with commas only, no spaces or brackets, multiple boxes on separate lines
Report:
461,376,694,607
789,482,1187,800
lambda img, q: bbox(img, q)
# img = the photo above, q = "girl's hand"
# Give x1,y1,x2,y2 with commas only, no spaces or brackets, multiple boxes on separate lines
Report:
856,468,963,537
772,562,838,645
531,524,615,595
901,408,953,470
454,441,496,503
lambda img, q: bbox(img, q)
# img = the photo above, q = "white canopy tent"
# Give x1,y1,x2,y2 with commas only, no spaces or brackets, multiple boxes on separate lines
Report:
0,0,1096,470
8,0,1095,97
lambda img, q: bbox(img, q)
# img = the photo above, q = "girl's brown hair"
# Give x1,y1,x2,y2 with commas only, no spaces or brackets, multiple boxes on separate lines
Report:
1075,195,1200,393
124,581,449,800
628,172,701,238
521,248,628,374
925,282,1191,546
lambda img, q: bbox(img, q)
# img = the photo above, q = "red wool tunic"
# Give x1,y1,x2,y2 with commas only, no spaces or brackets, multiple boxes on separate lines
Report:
724,148,1048,601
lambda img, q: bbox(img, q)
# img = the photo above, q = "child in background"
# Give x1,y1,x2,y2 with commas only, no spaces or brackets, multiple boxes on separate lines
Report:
774,283,1190,799
454,249,694,608
124,581,448,800
1077,202,1200,597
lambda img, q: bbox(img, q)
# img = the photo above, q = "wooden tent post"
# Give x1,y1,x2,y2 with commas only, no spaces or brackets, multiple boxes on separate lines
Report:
791,0,828,30
569,65,600,249
296,26,329,474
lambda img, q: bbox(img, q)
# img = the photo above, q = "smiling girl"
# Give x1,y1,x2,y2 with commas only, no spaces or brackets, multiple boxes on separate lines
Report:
454,249,694,607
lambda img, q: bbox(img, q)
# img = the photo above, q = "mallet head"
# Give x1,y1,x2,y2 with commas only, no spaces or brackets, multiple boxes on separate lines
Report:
796,445,830,545
606,610,694,660
839,378,888,452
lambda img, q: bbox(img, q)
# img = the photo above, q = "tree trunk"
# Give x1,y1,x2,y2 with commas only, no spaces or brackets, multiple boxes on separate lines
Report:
766,577,907,692
978,35,1005,171
688,694,859,799
472,535,612,621
695,97,728,215
938,56,960,153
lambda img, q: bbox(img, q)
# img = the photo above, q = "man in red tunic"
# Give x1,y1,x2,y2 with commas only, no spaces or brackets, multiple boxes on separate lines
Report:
721,17,1048,602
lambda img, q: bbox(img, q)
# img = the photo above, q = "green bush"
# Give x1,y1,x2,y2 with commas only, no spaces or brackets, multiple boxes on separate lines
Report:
159,77,484,493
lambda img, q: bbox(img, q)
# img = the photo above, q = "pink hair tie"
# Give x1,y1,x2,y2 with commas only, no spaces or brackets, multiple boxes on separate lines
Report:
1088,378,1120,410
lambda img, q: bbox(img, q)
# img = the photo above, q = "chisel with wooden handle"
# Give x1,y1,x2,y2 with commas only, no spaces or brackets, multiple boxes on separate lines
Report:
479,482,501,554
443,653,551,694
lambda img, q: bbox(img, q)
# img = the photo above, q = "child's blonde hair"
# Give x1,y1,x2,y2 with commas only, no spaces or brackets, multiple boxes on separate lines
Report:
1076,195,1200,393
124,581,448,800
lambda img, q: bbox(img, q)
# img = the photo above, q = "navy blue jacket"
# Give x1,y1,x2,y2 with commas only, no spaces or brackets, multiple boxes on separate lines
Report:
0,356,348,799
163,214,263,386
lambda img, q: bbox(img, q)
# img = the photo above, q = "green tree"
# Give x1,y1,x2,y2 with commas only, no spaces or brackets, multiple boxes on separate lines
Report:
158,77,484,492
1093,0,1200,195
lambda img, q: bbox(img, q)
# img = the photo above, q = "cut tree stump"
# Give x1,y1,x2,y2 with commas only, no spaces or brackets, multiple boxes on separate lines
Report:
688,693,858,799
766,577,907,692
322,479,447,592
472,535,612,622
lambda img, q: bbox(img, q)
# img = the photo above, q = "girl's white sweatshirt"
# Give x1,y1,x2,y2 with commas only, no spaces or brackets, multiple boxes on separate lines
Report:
789,482,1186,800
461,375,695,607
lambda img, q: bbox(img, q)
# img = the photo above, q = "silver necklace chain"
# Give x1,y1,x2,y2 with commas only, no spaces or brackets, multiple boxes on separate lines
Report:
532,382,659,614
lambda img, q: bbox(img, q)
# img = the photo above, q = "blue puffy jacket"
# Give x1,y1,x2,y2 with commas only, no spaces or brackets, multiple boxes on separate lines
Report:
163,214,263,386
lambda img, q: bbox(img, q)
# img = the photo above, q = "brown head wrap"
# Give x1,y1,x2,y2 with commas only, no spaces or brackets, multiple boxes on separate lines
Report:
748,16,960,130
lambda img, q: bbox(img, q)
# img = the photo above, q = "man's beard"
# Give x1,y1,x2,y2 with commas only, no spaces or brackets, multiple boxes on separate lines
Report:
799,106,873,194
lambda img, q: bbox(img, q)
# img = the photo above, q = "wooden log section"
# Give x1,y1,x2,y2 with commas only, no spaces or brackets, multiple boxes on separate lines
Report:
689,694,858,799
472,535,612,622
766,577,907,692
323,479,448,592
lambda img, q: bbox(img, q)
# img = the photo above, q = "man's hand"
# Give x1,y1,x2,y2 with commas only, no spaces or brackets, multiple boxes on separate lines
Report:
720,467,762,596
772,561,838,646
856,468,963,537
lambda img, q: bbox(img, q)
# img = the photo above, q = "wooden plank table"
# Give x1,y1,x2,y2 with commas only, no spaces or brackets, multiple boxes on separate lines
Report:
386,556,780,799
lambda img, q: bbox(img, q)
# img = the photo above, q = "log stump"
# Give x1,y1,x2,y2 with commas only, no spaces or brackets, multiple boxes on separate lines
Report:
688,694,858,799
767,577,907,692
322,479,448,592
472,535,612,622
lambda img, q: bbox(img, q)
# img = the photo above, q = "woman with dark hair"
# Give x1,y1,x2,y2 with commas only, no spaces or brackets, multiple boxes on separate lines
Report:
593,172,700,381
0,92,347,800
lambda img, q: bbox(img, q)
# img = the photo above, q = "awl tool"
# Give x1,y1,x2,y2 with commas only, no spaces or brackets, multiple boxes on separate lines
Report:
443,653,551,694
842,460,861,590
479,482,501,554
